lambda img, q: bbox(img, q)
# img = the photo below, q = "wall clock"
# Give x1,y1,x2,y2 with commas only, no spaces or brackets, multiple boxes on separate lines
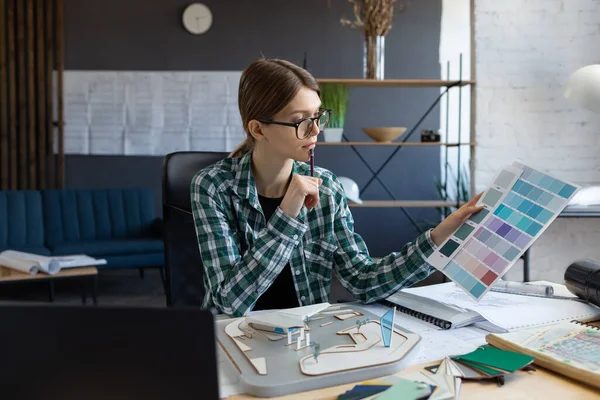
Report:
182,3,213,35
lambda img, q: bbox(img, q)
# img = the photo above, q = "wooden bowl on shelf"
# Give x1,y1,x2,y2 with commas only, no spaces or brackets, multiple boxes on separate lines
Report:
361,127,407,143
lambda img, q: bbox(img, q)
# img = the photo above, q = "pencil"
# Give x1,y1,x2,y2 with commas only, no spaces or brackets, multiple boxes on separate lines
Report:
310,149,314,177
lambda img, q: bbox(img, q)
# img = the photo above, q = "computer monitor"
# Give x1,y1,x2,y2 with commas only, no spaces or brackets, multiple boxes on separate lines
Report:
0,305,220,400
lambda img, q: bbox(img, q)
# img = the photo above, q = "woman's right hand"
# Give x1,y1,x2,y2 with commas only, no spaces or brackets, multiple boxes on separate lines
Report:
280,175,322,218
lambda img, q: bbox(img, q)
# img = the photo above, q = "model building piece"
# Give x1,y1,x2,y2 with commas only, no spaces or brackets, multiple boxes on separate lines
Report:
334,311,364,321
224,303,330,376
380,307,396,348
225,318,270,376
250,358,267,375
246,302,330,333
299,319,418,376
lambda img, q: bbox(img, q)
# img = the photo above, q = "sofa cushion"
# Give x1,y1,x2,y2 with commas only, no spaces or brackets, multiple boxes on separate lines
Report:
50,239,164,257
99,252,165,269
0,191,45,248
0,246,51,256
42,188,157,247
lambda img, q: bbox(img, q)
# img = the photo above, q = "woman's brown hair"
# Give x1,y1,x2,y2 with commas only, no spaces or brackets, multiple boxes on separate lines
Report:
229,58,321,158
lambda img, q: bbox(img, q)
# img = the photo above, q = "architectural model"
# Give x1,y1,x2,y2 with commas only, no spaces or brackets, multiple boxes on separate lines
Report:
222,303,418,378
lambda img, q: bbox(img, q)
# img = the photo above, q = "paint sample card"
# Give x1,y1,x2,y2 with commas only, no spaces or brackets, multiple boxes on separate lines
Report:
427,161,580,301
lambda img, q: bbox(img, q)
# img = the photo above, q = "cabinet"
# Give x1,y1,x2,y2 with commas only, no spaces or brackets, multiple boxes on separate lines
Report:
314,77,475,230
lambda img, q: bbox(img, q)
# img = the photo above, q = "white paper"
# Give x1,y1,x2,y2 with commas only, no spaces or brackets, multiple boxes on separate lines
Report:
405,282,600,332
62,70,245,155
0,250,60,274
409,327,487,365
50,254,107,269
0,250,107,275
89,126,124,154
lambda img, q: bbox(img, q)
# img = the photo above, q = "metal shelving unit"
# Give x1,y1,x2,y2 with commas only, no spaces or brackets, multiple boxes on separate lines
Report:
315,56,474,232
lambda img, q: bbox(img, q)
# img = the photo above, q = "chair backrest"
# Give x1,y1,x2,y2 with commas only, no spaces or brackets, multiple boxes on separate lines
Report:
162,151,229,307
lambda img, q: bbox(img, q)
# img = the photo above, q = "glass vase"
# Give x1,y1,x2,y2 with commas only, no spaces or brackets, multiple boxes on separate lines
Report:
363,35,385,80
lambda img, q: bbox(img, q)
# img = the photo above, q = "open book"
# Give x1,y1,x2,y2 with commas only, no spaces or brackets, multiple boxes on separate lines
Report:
0,250,107,275
486,320,600,389
382,282,600,333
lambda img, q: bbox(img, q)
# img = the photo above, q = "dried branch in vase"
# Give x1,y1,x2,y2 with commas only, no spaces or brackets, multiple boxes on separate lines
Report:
339,0,408,36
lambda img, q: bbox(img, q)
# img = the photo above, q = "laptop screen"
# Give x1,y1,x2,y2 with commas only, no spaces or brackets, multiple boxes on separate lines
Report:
0,305,220,400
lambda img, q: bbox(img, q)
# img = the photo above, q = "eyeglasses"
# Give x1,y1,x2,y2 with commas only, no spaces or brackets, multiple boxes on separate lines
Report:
259,108,331,140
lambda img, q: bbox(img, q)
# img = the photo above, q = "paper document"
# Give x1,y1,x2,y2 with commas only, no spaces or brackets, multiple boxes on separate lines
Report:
411,328,486,365
0,250,107,275
404,282,600,332
62,71,245,156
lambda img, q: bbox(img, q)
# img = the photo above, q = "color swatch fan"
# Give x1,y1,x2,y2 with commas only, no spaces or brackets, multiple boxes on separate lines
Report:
427,161,580,300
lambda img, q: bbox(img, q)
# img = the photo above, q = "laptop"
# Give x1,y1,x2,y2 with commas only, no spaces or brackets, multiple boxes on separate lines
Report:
0,305,220,400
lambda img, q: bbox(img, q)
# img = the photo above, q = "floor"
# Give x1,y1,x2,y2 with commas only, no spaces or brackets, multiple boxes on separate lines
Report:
0,268,167,307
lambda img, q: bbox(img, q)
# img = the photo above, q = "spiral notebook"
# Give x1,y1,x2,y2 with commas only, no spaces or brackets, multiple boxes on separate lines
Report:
380,290,485,330
381,282,600,333
486,319,600,389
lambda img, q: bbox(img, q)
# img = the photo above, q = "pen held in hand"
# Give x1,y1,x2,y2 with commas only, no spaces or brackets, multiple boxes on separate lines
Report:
310,149,314,177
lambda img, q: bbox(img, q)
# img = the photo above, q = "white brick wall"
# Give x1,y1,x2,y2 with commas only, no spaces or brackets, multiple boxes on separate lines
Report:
474,0,600,282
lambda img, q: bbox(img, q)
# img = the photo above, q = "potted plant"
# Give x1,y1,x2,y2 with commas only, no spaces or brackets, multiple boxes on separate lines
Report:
320,83,349,142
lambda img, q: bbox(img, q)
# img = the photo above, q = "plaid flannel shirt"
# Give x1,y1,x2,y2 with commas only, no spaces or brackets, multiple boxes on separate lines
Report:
191,151,437,317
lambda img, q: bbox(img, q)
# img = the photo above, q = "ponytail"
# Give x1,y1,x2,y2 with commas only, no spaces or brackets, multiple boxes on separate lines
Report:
228,137,255,158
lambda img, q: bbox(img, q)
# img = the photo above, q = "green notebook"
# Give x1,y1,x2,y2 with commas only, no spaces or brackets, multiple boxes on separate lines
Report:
452,345,534,373
454,359,506,376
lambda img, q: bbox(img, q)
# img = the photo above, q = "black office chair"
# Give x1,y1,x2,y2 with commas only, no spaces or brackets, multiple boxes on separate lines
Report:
162,151,229,307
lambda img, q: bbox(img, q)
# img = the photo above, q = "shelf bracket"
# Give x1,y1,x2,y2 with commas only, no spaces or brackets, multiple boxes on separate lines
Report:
341,133,423,232
360,83,457,195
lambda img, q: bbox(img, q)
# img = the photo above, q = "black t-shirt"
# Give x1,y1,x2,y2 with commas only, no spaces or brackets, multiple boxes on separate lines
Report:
252,194,300,311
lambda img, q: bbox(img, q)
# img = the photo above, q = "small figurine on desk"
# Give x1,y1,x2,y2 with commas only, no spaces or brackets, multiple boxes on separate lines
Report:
309,341,321,364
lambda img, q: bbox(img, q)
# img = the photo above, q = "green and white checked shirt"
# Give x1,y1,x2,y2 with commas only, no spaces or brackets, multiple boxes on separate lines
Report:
191,151,437,317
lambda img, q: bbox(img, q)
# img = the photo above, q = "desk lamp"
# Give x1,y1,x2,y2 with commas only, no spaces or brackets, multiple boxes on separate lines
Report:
563,65,600,306
564,64,600,113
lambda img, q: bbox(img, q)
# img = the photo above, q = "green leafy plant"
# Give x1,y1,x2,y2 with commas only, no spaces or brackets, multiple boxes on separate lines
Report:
355,318,369,334
415,163,471,232
320,83,349,128
436,163,471,218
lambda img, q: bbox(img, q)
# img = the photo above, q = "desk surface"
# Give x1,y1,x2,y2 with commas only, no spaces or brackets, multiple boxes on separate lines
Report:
227,361,600,400
0,266,98,282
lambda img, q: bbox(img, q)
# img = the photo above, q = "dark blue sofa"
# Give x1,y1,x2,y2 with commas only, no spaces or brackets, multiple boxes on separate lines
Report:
0,189,163,272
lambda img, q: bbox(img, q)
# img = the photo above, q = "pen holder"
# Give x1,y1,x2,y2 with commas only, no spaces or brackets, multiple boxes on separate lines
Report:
564,259,600,307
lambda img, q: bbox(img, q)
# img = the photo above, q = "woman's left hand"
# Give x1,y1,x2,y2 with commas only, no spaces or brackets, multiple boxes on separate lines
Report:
430,192,485,247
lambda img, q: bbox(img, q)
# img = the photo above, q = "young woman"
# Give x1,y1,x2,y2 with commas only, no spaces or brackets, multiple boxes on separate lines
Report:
191,58,482,317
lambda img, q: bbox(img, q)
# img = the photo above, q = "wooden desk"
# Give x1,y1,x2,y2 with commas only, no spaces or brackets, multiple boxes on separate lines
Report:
228,362,600,400
0,266,98,305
